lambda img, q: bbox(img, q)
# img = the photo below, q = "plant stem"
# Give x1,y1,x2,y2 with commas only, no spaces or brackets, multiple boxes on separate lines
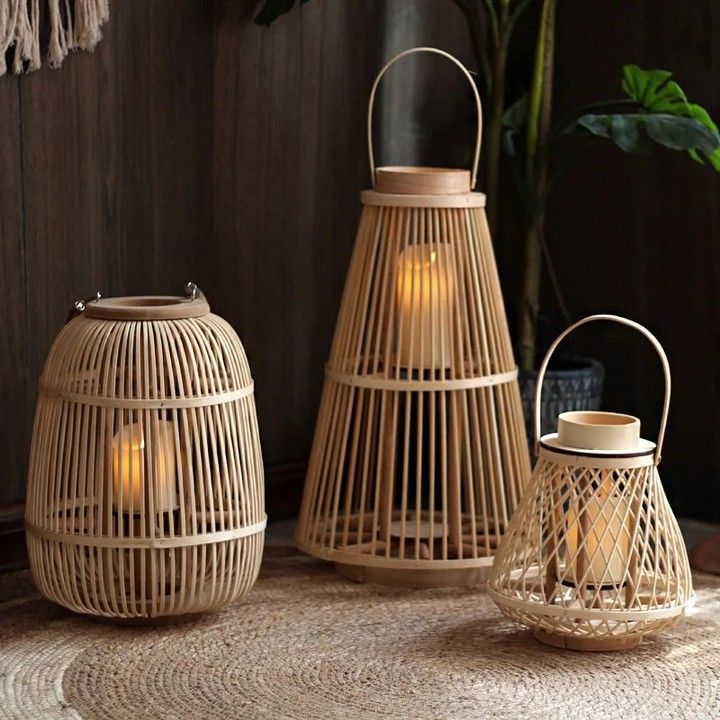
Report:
518,0,555,371
484,1,511,231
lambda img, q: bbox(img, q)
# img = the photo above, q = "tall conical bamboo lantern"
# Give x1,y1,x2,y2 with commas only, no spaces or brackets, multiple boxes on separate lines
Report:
25,286,266,620
488,315,693,650
296,48,531,588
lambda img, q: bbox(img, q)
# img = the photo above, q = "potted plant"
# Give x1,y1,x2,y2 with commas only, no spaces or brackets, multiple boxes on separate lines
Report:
256,0,720,442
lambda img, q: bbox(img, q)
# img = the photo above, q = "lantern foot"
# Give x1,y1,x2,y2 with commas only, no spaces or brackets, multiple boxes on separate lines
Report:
532,629,642,652
334,562,489,588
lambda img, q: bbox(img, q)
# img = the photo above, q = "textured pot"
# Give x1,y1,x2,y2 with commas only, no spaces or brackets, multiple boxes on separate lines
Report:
519,355,604,447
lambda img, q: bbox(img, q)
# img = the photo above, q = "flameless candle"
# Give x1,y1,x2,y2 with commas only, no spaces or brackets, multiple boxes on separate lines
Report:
565,473,631,587
395,244,455,369
112,421,178,514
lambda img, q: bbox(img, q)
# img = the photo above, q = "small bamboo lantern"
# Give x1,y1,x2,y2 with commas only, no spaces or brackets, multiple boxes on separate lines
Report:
488,315,693,650
295,48,531,588
25,286,266,620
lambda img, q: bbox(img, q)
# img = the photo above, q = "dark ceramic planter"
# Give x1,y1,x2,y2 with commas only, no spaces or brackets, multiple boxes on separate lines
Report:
519,355,605,448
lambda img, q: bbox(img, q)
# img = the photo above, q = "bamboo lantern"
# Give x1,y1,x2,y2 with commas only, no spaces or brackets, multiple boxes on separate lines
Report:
295,47,531,588
25,285,266,620
488,314,693,650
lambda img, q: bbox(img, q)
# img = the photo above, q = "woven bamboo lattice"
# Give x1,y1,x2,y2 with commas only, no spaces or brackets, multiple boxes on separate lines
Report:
25,287,266,620
295,48,531,588
488,315,693,650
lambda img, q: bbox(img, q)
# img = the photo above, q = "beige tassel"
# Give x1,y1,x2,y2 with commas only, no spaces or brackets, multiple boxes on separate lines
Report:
48,0,66,67
11,0,31,74
74,0,105,51
0,0,20,76
0,0,110,76
28,0,41,71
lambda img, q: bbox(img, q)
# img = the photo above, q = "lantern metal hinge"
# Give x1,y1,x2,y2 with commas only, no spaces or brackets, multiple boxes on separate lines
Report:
66,291,101,323
184,282,203,301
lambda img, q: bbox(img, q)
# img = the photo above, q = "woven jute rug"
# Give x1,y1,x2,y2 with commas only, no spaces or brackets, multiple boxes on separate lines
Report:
1,544,719,720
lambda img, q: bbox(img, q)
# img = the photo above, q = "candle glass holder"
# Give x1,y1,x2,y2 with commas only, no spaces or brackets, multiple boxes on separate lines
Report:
295,48,531,588
488,315,693,650
25,287,266,620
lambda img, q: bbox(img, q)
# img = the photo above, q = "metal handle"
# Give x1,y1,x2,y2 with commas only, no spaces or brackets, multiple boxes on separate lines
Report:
366,47,483,189
534,314,671,465
184,282,203,301
66,291,101,323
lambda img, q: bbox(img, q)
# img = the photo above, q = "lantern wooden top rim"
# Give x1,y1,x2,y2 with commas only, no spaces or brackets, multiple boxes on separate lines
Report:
557,410,641,451
539,433,656,460
83,295,211,321
375,166,471,195
361,178,486,208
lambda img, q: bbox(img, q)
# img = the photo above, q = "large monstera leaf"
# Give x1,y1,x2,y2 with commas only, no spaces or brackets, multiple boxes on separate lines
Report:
575,65,720,169
254,0,313,25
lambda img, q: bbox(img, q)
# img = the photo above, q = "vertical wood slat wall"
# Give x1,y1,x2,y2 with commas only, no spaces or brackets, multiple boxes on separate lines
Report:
0,0,719,523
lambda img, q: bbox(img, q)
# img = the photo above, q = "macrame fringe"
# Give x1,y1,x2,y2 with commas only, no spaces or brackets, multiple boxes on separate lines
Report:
0,0,109,76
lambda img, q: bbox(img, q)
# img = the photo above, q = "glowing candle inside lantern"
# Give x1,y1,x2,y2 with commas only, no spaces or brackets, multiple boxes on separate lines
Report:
565,473,631,587
112,421,178,513
395,244,455,369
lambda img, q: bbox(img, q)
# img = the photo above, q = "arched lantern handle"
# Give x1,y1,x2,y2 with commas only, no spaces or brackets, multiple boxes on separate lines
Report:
534,314,671,466
366,46,483,190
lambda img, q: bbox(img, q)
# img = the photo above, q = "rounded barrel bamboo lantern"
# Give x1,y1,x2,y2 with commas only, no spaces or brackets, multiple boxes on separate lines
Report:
295,47,531,588
25,286,266,620
488,314,693,650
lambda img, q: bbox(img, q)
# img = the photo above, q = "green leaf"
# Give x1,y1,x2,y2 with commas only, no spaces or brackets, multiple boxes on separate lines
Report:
644,115,720,154
621,65,683,112
615,65,720,169
608,115,641,153
573,113,720,159
686,103,720,169
576,114,611,139
255,0,312,26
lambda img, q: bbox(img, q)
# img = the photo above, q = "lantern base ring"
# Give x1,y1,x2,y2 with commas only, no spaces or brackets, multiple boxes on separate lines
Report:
486,585,692,623
334,562,490,589
296,536,495,569
26,515,267,549
532,629,642,652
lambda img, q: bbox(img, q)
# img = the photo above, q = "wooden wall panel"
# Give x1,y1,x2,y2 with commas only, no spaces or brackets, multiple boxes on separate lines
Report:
209,0,387,466
0,77,30,503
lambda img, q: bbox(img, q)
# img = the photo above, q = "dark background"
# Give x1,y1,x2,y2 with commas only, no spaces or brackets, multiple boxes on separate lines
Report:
0,1,718,561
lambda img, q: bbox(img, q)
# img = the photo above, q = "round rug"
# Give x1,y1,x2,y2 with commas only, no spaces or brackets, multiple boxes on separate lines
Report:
1,545,719,719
